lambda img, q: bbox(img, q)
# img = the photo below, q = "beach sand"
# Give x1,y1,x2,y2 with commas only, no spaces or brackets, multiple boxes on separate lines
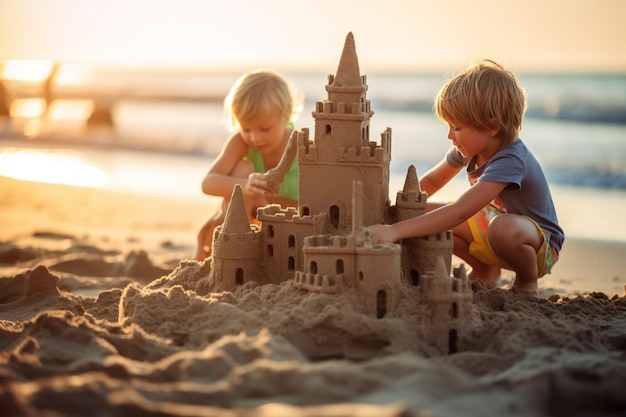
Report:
1,176,625,416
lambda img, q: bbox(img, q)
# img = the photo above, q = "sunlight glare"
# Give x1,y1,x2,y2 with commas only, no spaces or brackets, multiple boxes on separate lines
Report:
55,64,93,85
1,60,53,82
48,100,94,120
10,99,46,118
0,148,109,187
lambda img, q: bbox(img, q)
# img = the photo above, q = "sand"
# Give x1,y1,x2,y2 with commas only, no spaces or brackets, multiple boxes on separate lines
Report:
1,176,625,417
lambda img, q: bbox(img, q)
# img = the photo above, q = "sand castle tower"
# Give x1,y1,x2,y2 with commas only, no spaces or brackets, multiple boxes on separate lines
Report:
298,32,391,230
294,181,402,317
419,259,472,353
208,185,262,291
392,165,454,285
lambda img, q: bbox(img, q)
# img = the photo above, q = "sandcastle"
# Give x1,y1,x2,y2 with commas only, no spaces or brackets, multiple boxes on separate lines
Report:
204,33,473,353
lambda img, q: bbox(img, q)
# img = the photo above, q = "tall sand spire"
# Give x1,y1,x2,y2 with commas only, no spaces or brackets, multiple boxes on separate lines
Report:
332,32,361,87
266,130,298,195
221,185,251,234
403,165,420,192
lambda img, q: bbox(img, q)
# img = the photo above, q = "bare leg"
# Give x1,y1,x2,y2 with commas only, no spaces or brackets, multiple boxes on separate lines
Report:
427,203,500,285
488,214,543,291
452,219,501,285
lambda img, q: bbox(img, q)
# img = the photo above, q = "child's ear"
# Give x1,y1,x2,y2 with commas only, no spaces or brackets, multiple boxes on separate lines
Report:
488,118,500,137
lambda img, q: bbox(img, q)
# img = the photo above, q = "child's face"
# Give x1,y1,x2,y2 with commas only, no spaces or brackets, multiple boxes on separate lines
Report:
445,119,500,160
238,110,289,155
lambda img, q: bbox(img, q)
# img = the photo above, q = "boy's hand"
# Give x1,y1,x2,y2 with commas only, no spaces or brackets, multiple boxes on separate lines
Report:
368,224,397,244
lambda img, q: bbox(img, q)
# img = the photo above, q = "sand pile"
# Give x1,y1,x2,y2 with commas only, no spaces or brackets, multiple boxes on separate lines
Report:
1,236,625,417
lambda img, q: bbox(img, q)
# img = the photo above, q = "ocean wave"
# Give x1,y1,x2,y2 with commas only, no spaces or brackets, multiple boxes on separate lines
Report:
369,97,626,125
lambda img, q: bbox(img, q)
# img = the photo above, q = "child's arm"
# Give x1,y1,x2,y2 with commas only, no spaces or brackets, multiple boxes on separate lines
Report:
420,158,462,197
201,133,251,198
369,180,507,244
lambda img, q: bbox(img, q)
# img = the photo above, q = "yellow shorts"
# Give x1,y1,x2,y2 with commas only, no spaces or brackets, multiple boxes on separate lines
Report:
467,205,558,277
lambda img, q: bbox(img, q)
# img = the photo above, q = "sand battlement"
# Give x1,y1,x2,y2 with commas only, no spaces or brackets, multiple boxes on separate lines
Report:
293,272,346,293
327,73,367,88
313,99,372,117
257,205,299,219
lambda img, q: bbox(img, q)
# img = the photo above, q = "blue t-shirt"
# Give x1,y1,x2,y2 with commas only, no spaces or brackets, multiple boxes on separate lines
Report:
446,139,564,252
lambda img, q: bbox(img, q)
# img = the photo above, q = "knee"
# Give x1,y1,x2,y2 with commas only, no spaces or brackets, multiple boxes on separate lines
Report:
487,214,522,248
488,214,540,252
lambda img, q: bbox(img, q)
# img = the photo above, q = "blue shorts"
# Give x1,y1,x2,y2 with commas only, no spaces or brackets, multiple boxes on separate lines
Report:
468,205,558,277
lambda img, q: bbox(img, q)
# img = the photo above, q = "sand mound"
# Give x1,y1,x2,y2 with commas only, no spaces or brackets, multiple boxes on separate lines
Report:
1,247,625,416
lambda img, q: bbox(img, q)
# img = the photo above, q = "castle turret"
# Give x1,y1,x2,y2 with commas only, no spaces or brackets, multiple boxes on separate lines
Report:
395,165,427,222
298,32,391,232
208,185,262,291
293,180,402,318
420,257,473,354
393,165,452,285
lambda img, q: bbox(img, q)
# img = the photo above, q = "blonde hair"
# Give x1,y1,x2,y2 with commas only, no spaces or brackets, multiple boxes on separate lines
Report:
434,60,527,142
224,69,303,132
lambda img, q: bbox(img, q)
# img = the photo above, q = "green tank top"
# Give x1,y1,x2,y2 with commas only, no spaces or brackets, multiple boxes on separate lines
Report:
245,147,299,200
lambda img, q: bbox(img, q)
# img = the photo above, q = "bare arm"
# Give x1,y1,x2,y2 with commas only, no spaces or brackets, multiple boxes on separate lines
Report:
419,157,462,197
369,180,508,243
201,132,253,198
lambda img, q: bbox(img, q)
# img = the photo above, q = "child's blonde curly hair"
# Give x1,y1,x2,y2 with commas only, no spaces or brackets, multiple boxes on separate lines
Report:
435,60,527,143
224,69,304,132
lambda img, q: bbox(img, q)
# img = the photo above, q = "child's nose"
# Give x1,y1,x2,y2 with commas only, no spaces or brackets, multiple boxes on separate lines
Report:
250,131,262,144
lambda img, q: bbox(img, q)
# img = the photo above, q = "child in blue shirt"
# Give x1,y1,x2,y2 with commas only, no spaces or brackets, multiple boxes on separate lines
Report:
369,60,564,293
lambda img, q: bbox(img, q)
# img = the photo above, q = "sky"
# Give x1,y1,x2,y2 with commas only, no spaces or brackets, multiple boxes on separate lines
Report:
1,0,625,73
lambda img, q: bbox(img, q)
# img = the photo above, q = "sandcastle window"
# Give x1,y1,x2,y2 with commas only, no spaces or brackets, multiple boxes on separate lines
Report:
302,207,310,216
448,329,458,354
410,270,419,286
450,302,459,319
376,290,387,319
336,259,344,274
268,225,275,238
325,124,331,136
330,205,340,229
235,268,244,285
288,256,295,270
310,261,318,274
267,244,273,257
288,235,295,248
359,271,364,281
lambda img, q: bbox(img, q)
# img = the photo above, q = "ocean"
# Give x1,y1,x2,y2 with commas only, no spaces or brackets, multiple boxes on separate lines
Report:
1,70,625,241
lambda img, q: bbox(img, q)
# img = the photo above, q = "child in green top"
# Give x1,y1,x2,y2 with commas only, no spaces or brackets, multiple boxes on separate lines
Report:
194,69,303,260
